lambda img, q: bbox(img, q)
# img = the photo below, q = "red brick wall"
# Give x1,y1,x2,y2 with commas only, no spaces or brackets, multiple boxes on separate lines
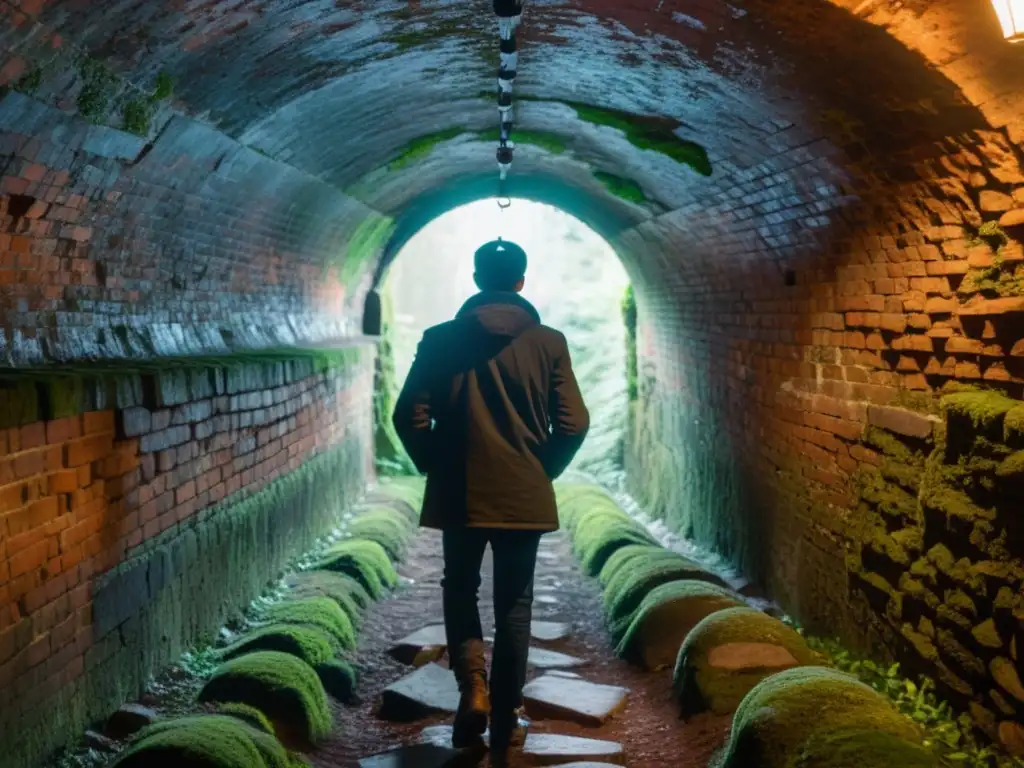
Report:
0,351,375,766
622,128,1024,748
0,89,382,365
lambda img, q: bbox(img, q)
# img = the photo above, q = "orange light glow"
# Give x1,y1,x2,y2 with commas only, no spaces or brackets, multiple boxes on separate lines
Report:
992,0,1024,42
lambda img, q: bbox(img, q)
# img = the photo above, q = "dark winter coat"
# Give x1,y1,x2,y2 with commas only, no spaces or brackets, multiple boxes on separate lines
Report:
392,291,590,531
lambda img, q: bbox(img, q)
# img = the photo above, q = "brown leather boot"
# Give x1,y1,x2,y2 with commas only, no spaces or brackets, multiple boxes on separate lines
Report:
451,639,490,748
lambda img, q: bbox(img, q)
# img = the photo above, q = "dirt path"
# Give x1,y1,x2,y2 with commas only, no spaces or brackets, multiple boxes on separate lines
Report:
310,528,729,767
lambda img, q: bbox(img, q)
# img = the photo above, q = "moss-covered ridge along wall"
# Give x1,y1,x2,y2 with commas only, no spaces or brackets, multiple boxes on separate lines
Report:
554,481,1022,766
377,96,710,182
102,479,425,767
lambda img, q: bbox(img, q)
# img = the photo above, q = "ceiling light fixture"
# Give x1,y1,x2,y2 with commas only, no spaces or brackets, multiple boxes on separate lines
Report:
992,0,1024,42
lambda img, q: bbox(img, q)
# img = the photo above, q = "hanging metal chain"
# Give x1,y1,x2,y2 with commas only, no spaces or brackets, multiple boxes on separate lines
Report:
494,0,522,210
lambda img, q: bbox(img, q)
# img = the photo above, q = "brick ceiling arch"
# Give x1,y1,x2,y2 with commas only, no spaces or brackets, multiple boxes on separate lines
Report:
16,0,1019,224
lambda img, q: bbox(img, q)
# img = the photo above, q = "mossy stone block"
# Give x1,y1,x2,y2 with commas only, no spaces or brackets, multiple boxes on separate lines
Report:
262,597,356,650
672,606,822,717
605,555,730,629
316,539,398,599
795,728,940,767
113,714,288,768
598,543,665,587
614,580,744,670
220,624,339,667
316,658,358,702
346,509,410,561
199,651,332,744
575,521,657,577
720,667,923,768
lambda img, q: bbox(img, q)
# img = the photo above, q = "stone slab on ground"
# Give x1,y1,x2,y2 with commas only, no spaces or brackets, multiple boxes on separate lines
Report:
547,670,582,679
523,675,629,727
380,663,460,721
528,647,586,669
523,733,624,765
359,743,472,768
388,625,448,667
531,621,570,641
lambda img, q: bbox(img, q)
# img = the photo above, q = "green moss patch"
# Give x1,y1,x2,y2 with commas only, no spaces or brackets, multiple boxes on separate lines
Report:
1004,405,1024,446
622,284,638,402
614,580,744,670
215,702,275,735
605,555,729,628
387,129,466,171
199,651,332,744
476,128,567,154
942,391,1018,439
720,667,923,768
220,624,339,668
593,171,647,204
285,570,371,620
315,539,398,599
795,728,940,767
113,714,288,768
574,519,658,577
374,477,426,518
598,542,664,587
672,607,822,718
345,508,410,561
316,658,358,702
261,597,356,651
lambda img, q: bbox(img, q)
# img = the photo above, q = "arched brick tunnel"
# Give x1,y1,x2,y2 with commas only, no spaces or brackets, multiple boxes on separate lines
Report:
1,0,1024,764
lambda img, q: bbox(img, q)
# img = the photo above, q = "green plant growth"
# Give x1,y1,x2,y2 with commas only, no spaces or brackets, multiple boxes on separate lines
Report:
801,633,1023,767
122,71,175,136
113,714,290,768
475,128,568,154
479,93,712,176
387,128,466,170
76,57,119,123
721,667,925,768
345,509,410,561
598,542,663,586
574,518,658,577
315,539,398,599
13,66,43,95
315,658,358,702
672,607,822,718
199,651,333,744
373,286,418,476
260,597,356,650
604,554,729,628
337,214,395,286
215,702,276,735
621,285,638,401
220,624,339,667
968,222,1010,251
286,569,373,616
593,171,647,204
613,580,744,667
374,476,426,517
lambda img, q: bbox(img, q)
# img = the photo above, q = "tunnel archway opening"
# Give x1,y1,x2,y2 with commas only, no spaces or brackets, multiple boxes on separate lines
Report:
371,197,634,485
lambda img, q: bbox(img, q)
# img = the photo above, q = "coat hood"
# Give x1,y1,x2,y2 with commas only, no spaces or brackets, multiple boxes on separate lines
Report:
455,291,541,338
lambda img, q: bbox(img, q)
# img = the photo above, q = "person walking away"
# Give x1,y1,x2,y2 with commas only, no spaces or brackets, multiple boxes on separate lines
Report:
392,238,590,762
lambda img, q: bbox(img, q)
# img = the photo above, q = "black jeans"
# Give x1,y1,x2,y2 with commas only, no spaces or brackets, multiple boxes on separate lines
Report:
441,527,542,712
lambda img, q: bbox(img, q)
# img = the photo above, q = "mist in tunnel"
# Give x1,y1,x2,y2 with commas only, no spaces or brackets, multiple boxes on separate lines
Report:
382,198,631,478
